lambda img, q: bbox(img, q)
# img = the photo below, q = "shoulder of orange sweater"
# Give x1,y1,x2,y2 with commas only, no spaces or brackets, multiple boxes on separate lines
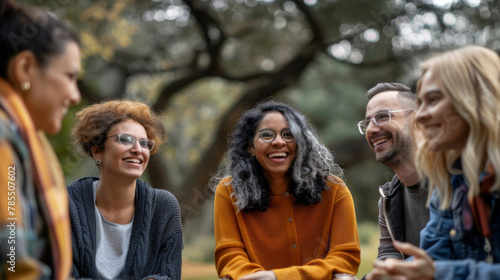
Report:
215,176,234,198
325,175,347,189
324,175,352,200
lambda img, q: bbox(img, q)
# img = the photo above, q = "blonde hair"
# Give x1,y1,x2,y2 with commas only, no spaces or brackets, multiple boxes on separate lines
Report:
415,45,500,209
72,99,167,155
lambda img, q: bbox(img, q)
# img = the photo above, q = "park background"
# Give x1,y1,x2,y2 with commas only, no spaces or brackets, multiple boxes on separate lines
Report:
19,0,499,278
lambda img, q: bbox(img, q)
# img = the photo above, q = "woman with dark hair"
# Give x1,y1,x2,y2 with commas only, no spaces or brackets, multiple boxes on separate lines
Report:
69,99,182,280
212,101,360,280
0,0,81,279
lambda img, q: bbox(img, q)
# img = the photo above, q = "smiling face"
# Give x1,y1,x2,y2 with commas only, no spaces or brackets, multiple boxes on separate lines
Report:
93,119,151,180
415,70,469,152
22,41,81,134
248,111,297,182
364,91,414,168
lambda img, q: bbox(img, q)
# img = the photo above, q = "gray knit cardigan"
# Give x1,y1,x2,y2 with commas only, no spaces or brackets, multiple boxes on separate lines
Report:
68,177,183,280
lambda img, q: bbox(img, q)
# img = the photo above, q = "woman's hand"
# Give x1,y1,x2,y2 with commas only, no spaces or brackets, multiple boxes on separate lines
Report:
238,271,277,280
367,241,434,280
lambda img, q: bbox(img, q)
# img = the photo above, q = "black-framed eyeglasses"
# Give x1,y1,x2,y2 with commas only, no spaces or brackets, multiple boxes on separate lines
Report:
256,128,295,143
357,109,413,135
106,134,155,151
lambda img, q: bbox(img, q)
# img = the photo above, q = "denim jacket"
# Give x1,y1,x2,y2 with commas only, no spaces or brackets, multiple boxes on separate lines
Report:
420,171,500,280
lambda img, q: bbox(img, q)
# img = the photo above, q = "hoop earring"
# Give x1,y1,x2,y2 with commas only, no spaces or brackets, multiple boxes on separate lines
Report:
96,159,101,165
21,81,31,92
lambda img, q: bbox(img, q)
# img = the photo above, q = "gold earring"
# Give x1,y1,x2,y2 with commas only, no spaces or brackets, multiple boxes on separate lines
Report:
21,81,31,92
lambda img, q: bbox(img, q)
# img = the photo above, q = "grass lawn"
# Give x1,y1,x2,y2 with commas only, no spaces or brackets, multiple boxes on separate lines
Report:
182,259,218,280
356,222,380,278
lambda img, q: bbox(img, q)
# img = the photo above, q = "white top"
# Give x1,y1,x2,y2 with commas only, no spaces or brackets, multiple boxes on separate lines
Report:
93,181,134,280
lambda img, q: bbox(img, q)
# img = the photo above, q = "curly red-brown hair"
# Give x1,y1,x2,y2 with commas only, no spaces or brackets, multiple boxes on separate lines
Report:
72,99,167,156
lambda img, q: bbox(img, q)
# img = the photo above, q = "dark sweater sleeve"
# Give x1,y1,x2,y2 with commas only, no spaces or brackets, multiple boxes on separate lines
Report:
68,188,82,278
68,177,100,279
142,231,183,280
143,189,183,280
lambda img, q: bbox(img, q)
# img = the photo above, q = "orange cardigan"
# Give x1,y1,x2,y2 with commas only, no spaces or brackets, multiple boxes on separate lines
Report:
214,176,360,280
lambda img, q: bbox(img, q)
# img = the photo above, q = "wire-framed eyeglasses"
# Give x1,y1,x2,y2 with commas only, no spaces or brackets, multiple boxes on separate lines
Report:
107,134,155,151
357,109,413,135
257,128,295,143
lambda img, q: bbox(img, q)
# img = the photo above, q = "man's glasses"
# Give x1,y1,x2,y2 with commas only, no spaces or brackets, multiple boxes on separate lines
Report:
107,134,155,151
357,109,413,135
257,128,295,143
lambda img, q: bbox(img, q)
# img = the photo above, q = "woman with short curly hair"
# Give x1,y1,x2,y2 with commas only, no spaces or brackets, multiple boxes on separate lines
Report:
72,99,166,156
212,101,360,280
68,99,182,280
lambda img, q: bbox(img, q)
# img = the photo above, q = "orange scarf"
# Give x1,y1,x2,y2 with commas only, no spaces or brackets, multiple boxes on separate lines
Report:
0,78,72,280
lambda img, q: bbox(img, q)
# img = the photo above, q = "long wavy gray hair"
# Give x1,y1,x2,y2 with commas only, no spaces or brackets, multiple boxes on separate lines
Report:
211,101,343,212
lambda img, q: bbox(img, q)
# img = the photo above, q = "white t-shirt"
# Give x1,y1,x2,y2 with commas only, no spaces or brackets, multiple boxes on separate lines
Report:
93,181,134,280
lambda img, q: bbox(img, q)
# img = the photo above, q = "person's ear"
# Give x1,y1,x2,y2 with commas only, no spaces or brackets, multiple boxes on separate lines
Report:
248,144,255,157
7,50,38,91
91,145,101,159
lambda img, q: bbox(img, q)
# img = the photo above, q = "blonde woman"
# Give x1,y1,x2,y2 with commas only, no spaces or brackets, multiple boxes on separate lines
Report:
367,45,500,280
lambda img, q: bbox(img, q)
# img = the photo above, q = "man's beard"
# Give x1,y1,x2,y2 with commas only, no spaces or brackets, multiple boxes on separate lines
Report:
376,131,413,169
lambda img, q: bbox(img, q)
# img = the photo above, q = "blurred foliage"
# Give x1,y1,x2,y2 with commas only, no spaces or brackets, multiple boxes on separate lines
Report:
21,0,500,264
161,78,244,186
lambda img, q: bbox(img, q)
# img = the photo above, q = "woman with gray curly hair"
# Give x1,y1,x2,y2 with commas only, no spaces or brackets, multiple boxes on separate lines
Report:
68,99,182,280
212,101,360,280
